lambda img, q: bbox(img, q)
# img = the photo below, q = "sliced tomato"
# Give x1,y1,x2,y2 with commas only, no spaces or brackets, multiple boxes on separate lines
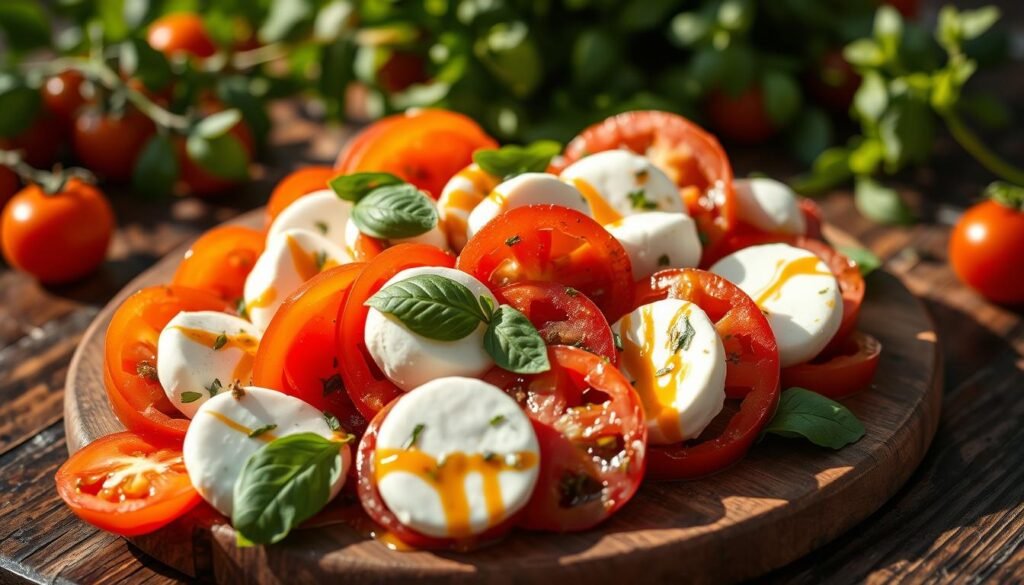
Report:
265,166,337,227
104,286,233,443
483,346,646,531
253,263,368,436
800,198,824,240
495,281,617,365
457,205,634,323
335,109,497,198
635,268,780,480
338,244,456,420
782,331,881,399
555,111,736,265
171,226,265,303
56,432,201,536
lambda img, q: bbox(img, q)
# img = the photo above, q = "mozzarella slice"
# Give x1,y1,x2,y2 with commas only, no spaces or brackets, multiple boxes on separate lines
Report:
465,173,591,240
710,243,842,366
157,311,262,418
437,164,500,251
559,150,684,225
372,377,540,538
734,177,806,235
267,189,353,252
605,212,702,280
183,386,350,518
243,228,351,330
614,299,726,445
364,266,495,392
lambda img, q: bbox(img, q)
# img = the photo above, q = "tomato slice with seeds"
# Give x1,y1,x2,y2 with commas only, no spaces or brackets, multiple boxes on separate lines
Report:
337,244,456,420
555,111,736,265
253,263,368,436
457,205,634,323
172,226,265,303
56,432,200,536
495,281,617,365
782,331,881,399
483,346,646,531
104,286,233,443
634,268,780,480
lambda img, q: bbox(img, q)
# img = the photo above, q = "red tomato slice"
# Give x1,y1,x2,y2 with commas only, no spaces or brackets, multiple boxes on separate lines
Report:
483,346,647,532
457,205,634,323
171,226,265,303
495,281,617,365
635,268,780,480
253,263,369,436
782,331,881,399
104,286,233,443
335,109,497,198
555,111,736,265
56,432,201,536
337,244,456,420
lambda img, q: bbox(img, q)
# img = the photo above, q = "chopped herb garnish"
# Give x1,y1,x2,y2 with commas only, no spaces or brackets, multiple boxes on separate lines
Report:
558,471,604,508
613,332,623,352
230,381,245,399
627,189,657,210
323,411,341,431
314,221,329,235
136,360,158,381
564,286,579,297
655,365,674,377
657,254,671,267
213,333,228,350
403,423,426,450
180,391,203,404
236,298,249,320
505,234,521,246
490,414,507,427
248,423,278,438
314,250,328,272
818,288,829,294
321,373,344,396
482,451,496,462
206,378,223,397
634,169,649,183
669,315,696,353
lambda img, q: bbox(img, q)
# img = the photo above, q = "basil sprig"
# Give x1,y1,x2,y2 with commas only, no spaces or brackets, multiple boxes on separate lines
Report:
328,171,403,203
232,433,345,546
472,140,562,179
366,274,550,374
762,387,866,449
351,183,438,239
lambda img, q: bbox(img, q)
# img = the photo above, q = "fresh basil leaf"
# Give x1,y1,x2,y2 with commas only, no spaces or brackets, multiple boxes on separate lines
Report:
328,172,403,203
843,39,886,68
133,135,178,198
352,184,438,239
232,432,344,546
472,140,561,179
879,97,934,171
763,387,865,449
837,246,883,277
484,305,550,374
959,6,1000,41
365,274,487,341
855,176,913,225
180,391,203,404
873,5,903,59
852,71,888,125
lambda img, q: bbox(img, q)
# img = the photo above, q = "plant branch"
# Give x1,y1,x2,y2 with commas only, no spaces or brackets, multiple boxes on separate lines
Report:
943,110,1024,186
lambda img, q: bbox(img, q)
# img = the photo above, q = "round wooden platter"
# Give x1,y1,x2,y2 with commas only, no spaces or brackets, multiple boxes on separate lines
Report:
65,208,942,584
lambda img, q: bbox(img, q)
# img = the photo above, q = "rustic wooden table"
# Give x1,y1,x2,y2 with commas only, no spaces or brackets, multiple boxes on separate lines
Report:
2,29,1023,585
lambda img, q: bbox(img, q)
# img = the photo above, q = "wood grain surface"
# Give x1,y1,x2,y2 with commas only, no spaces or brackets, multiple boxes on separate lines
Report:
60,207,942,584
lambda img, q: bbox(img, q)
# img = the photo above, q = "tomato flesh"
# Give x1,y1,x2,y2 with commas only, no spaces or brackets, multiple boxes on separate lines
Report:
172,225,265,303
782,331,881,399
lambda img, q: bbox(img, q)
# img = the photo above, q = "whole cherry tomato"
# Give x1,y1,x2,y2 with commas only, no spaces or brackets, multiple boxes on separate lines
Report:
377,52,428,93
705,86,777,145
949,196,1024,305
72,108,155,182
1,179,115,284
175,109,254,196
147,13,217,59
42,70,89,123
0,112,65,168
0,166,19,209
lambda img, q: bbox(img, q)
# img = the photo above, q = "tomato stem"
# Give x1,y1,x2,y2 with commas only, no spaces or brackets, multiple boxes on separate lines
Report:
0,149,96,194
943,110,1024,187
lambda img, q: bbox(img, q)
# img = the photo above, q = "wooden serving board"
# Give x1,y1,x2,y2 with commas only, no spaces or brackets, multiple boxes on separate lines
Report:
64,209,942,584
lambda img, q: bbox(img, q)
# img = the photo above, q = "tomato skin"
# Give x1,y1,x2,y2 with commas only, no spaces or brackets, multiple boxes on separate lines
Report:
949,200,1024,305
43,70,89,123
175,114,254,196
172,226,265,302
73,108,155,182
377,51,429,93
56,432,201,536
147,13,217,59
805,50,860,113
883,0,919,19
253,263,369,436
0,166,19,209
705,86,777,145
782,332,881,399
265,166,337,227
0,112,65,168
1,179,114,284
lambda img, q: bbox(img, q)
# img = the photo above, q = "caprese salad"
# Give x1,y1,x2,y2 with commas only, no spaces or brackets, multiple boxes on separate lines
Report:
57,109,881,549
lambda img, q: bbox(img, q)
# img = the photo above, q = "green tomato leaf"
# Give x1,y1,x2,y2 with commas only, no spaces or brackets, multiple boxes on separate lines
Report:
669,12,710,47
260,0,316,43
762,70,802,127
352,183,438,239
873,5,903,58
185,131,250,181
328,172,403,203
365,274,488,341
133,134,178,198
717,44,757,97
879,97,934,171
852,71,888,124
959,6,1000,41
763,387,866,449
843,39,886,68
786,107,833,165
232,433,344,546
194,109,243,140
790,147,852,195
474,21,542,98
119,38,172,92
572,28,620,89
484,305,551,374
849,138,885,175
217,77,272,151
854,176,913,225
0,0,51,54
837,246,882,277
0,73,41,138
472,141,561,179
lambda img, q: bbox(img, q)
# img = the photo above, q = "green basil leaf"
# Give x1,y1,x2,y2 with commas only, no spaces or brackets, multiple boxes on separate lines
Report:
194,109,243,140
483,305,550,374
852,71,888,124
843,39,886,68
837,246,882,277
0,73,41,138
328,172,403,203
879,97,935,171
185,131,250,181
790,147,852,195
854,176,913,225
232,432,344,546
352,183,438,239
365,274,487,341
133,134,178,198
472,140,562,179
474,21,542,98
873,5,903,58
763,387,865,449
849,138,885,175
959,6,1000,41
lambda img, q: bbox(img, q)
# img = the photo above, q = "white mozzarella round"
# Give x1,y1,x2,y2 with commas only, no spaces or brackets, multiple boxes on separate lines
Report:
614,299,726,445
373,377,540,538
267,190,353,251
710,243,842,366
559,150,684,225
364,266,495,392
734,178,806,235
605,212,702,280
465,173,591,240
243,228,351,331
157,311,262,418
437,164,500,251
182,386,350,518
